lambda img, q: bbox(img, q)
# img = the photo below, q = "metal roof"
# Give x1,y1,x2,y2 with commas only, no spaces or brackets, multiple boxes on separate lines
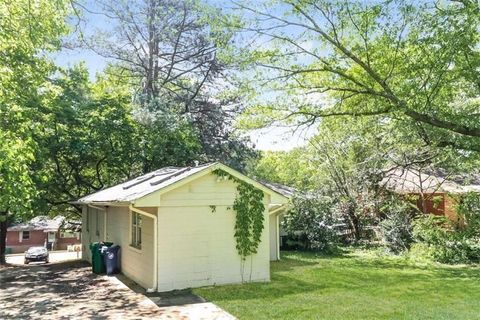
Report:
76,162,291,205
260,181,296,198
76,163,216,204
382,168,480,194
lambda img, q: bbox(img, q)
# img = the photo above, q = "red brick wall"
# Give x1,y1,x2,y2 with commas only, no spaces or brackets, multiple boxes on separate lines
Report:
6,230,47,253
444,195,462,224
6,230,81,253
411,192,461,223
415,193,446,216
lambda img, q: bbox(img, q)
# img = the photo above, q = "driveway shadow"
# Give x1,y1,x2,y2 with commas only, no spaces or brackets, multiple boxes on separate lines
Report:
0,261,165,319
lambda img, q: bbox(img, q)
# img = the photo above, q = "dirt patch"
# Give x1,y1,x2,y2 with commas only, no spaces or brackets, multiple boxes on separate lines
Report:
0,261,164,319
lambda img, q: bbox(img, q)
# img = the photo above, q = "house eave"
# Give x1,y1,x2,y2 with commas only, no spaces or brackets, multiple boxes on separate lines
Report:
70,200,131,206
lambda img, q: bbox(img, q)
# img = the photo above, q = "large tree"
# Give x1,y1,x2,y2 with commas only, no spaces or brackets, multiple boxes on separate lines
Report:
78,0,229,104
235,0,480,152
31,64,208,216
75,0,257,170
0,0,69,263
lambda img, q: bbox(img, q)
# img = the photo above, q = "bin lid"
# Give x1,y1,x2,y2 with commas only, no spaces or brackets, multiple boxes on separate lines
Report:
105,244,120,252
89,242,101,249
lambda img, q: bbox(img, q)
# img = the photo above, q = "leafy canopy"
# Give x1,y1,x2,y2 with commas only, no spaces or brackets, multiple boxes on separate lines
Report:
235,0,480,152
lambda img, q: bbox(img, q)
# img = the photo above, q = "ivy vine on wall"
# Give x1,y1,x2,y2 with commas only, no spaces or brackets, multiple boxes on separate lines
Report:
212,169,265,262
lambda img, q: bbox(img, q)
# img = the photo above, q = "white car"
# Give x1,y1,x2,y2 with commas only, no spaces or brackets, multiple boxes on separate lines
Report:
24,247,49,264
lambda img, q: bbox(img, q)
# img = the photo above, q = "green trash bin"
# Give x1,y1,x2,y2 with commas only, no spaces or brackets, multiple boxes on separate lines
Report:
90,242,104,274
89,242,113,274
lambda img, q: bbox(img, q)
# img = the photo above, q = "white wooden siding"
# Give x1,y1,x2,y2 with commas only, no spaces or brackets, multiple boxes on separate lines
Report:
157,173,270,292
104,206,155,289
81,206,106,263
81,172,274,292
269,214,279,261
81,205,155,289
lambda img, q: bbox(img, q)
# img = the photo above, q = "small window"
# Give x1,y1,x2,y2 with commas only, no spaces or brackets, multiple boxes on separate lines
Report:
131,212,142,249
22,231,30,240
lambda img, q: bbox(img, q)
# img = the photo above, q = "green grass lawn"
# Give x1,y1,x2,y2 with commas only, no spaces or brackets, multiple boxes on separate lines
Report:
194,250,480,319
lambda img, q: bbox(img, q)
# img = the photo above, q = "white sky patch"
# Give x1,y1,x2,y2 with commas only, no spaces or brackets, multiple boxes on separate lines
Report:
248,125,317,151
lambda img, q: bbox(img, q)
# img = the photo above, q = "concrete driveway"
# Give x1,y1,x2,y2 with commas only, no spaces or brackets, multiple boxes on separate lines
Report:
0,260,235,319
6,250,82,265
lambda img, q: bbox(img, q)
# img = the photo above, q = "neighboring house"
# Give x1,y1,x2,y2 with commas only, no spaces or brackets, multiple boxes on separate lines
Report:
7,216,82,253
75,162,290,292
382,168,480,222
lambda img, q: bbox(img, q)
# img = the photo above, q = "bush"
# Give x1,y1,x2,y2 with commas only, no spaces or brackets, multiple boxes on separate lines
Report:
378,197,416,254
412,215,480,264
282,196,338,253
456,192,480,236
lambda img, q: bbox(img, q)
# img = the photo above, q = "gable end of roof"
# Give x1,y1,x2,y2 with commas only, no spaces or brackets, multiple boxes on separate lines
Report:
74,162,290,205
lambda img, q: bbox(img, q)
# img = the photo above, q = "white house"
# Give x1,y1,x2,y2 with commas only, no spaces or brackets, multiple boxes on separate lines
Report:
75,162,290,292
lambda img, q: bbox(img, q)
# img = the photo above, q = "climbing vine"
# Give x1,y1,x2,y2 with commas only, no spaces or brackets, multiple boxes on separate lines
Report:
213,169,265,261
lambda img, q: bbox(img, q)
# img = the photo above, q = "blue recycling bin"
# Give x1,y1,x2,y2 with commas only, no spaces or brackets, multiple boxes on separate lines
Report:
103,245,121,275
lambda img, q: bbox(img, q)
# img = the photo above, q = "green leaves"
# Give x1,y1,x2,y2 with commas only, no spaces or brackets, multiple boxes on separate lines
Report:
235,0,480,152
213,169,265,261
0,131,36,215
0,0,69,217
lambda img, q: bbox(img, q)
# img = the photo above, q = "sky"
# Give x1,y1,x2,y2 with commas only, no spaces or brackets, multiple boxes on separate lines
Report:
53,0,315,152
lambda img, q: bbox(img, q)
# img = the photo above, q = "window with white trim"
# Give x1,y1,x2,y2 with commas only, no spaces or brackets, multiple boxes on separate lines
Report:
22,231,30,240
130,212,142,249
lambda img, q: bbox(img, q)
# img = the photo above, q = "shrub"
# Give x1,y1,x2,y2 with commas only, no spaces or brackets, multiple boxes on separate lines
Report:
282,196,338,253
456,192,480,236
412,215,480,264
378,196,416,254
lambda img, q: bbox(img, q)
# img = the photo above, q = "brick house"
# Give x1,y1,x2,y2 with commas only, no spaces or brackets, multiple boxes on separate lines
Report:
6,216,81,253
382,168,480,222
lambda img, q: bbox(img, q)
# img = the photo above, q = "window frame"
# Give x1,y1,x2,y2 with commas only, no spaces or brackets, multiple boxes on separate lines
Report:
22,231,30,241
130,211,142,250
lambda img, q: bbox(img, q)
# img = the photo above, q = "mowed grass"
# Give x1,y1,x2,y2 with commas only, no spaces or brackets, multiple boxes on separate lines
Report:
194,250,480,320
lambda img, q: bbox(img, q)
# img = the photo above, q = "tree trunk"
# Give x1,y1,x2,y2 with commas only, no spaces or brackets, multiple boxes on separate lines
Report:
0,211,7,265
350,214,361,242
345,202,361,242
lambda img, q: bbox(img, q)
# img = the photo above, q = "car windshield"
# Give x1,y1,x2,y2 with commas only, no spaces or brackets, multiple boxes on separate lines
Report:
27,247,47,254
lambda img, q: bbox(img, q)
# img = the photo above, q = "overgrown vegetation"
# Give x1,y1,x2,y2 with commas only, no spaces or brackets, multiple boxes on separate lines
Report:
407,193,480,264
456,192,480,234
282,196,338,253
378,196,416,254
279,190,480,264
412,215,480,264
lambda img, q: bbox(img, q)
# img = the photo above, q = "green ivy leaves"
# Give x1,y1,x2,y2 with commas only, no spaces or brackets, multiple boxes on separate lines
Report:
213,169,265,260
